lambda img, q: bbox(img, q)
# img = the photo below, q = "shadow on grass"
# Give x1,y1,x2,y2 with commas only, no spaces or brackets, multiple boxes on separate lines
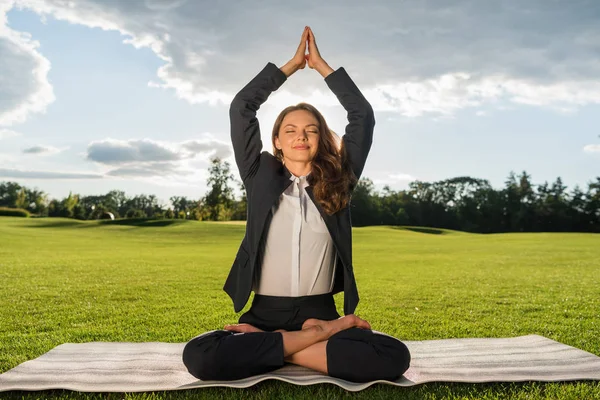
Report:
392,226,447,235
23,218,189,229
97,218,187,227
23,220,86,228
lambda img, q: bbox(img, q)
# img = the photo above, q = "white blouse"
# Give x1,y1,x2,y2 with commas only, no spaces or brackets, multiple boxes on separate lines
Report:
253,172,337,296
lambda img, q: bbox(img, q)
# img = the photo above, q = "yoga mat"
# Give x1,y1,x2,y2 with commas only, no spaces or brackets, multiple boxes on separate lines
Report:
1,334,599,392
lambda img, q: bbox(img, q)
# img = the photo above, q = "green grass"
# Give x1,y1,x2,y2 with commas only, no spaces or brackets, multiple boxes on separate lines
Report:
1,216,599,399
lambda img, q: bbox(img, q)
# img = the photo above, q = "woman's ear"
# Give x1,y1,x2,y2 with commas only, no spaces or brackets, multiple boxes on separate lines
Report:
274,136,282,149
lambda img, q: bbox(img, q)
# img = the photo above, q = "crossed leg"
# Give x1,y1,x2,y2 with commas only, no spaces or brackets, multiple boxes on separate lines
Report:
183,315,410,382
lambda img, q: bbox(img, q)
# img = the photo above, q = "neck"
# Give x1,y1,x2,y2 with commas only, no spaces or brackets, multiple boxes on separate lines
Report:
283,159,312,177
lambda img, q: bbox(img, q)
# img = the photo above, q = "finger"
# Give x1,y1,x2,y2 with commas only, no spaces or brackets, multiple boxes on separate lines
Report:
298,34,306,49
308,31,318,53
297,31,308,52
225,325,245,333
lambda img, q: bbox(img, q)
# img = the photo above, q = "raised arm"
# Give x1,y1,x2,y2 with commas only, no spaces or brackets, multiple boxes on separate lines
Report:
229,27,310,183
229,64,286,183
306,27,375,181
324,67,375,181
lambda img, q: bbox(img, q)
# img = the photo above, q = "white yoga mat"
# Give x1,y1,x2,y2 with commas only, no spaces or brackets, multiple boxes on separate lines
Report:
1,334,599,392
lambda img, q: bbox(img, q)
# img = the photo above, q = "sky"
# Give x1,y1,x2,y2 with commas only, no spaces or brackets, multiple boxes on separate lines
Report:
0,0,599,207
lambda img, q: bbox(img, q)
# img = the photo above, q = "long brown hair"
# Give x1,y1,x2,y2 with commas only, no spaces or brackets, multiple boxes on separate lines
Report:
272,102,357,215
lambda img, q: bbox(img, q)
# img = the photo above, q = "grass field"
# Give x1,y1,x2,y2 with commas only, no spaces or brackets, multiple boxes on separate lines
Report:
1,216,599,399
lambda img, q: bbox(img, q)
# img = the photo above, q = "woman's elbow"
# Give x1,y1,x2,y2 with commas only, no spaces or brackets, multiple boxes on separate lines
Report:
229,98,242,112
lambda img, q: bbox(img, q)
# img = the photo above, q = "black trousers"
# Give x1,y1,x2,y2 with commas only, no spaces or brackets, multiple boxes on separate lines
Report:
182,293,411,383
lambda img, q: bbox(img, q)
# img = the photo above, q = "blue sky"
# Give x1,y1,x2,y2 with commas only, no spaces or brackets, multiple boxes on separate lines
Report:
0,0,598,207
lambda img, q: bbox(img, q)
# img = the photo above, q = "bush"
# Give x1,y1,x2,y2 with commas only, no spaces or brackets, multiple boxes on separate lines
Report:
0,207,30,217
125,208,147,219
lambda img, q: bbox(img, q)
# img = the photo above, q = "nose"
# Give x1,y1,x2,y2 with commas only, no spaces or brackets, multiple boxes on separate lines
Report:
296,132,308,141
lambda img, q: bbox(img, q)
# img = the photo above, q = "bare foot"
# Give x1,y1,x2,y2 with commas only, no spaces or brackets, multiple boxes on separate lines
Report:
223,323,264,333
301,318,322,330
301,315,371,338
340,314,371,330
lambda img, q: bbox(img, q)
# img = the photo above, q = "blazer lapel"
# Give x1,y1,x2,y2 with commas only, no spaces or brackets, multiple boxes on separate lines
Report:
254,162,294,248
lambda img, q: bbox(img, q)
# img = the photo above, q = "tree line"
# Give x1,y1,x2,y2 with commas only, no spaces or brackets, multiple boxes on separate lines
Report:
0,158,246,222
1,158,598,233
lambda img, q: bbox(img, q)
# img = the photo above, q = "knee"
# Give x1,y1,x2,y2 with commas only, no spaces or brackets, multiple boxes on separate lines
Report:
182,331,228,381
327,330,411,382
382,336,411,379
366,334,411,381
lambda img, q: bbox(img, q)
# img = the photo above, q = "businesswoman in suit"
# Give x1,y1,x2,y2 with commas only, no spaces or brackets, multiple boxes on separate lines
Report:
182,26,410,383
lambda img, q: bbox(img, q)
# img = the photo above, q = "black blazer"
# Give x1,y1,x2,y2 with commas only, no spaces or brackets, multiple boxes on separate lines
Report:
223,62,374,315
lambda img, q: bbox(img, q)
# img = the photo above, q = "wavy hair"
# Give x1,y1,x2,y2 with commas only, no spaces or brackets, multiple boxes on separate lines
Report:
272,102,356,215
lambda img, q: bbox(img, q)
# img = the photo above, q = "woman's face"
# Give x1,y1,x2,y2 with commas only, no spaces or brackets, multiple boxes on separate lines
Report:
275,109,320,164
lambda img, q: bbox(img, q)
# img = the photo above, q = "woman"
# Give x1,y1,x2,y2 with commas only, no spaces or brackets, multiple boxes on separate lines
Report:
182,26,411,383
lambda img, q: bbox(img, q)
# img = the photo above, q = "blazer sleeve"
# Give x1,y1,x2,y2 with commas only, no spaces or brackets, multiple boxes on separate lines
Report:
229,62,287,183
324,67,375,182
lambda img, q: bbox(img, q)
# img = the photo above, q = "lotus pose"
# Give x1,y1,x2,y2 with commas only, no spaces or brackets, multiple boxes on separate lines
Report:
182,27,411,383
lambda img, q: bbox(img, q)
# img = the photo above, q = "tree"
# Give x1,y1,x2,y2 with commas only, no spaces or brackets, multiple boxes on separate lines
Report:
584,177,600,231
2,173,599,232
170,196,194,218
126,208,147,218
203,157,236,221
59,192,79,218
231,181,247,220
15,188,27,209
0,182,23,208
350,178,377,226
569,185,588,231
28,189,49,216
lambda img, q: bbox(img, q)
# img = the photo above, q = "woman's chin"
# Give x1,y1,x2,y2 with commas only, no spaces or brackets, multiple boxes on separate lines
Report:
285,155,316,163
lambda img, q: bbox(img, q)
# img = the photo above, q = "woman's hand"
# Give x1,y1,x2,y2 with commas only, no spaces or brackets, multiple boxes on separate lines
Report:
291,27,309,70
224,323,264,333
280,26,334,78
306,26,324,69
280,27,309,77
306,27,334,78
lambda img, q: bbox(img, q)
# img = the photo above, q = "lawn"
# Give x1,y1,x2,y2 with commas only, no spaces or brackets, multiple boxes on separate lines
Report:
0,216,599,399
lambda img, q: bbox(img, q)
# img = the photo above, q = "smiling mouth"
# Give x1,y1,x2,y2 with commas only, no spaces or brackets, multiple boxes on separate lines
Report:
293,146,309,150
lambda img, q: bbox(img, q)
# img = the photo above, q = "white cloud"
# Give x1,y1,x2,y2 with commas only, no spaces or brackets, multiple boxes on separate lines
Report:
3,0,600,122
180,139,231,160
86,137,231,165
388,173,417,182
144,0,188,12
0,168,103,179
583,144,600,153
22,145,64,155
372,172,418,187
0,128,21,139
105,162,193,177
364,75,600,117
0,0,55,127
86,138,182,165
83,137,232,178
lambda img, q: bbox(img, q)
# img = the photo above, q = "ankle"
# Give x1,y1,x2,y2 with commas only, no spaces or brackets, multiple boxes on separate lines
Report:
305,324,329,341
